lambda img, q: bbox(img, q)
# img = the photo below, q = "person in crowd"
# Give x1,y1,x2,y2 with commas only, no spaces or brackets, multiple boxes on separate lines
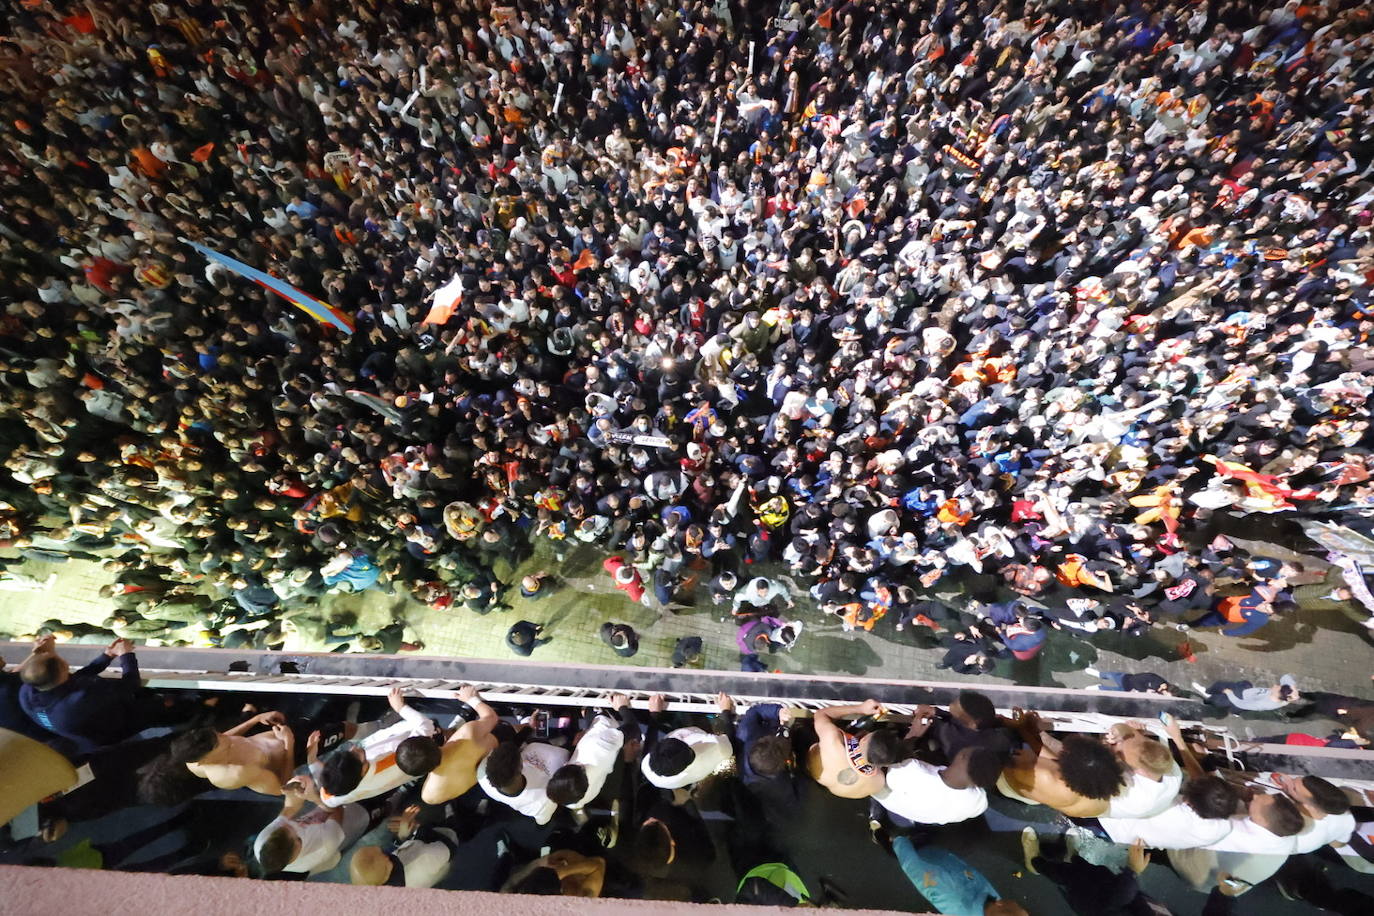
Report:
476,733,570,826
919,692,1018,765
642,692,734,791
730,703,802,807
1000,712,1126,817
503,849,607,898
348,806,458,888
167,709,335,798
18,636,149,752
254,781,371,877
1084,667,1178,696
598,622,639,658
806,699,892,800
888,834,1029,916
420,685,500,806
1021,831,1163,916
546,693,639,811
872,745,1002,828
505,621,549,657
1194,676,1301,712
1102,721,1183,819
315,688,440,807
1,648,56,744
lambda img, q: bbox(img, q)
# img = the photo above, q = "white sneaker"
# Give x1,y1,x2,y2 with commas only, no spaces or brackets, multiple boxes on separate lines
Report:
1084,665,1100,678
1020,826,1040,874
1064,826,1086,861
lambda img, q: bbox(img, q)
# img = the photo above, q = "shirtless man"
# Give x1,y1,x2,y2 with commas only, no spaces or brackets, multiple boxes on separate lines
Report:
1000,710,1126,817
421,684,500,805
806,698,887,799
170,711,300,796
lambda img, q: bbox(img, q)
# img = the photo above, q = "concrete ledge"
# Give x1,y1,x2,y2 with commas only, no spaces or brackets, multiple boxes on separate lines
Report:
0,865,918,915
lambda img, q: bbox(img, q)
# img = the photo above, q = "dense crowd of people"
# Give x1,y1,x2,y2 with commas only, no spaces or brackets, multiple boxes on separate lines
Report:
4,636,1374,912
1,0,1373,681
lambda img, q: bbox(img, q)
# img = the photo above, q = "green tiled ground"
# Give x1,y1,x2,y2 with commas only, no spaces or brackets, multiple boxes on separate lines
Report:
3,539,1373,706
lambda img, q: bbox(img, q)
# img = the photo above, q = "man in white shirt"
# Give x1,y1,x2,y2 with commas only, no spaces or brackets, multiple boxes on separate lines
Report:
1169,790,1306,893
546,694,639,810
1101,708,1237,849
1274,773,1357,854
348,807,458,888
642,693,734,790
873,746,999,826
732,576,794,615
477,737,570,825
1098,718,1244,853
254,782,371,876
1103,723,1182,819
316,688,441,808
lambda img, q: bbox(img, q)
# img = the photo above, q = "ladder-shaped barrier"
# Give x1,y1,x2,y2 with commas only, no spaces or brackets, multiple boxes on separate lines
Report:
6,642,1372,792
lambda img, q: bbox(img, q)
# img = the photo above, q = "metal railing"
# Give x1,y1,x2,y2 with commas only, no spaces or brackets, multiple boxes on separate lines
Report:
7,641,1372,789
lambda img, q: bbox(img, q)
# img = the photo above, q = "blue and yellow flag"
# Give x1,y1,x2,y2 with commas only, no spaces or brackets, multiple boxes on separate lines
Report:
183,239,354,333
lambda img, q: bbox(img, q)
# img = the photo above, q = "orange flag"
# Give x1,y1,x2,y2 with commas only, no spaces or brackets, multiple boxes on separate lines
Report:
572,248,597,271
817,8,834,29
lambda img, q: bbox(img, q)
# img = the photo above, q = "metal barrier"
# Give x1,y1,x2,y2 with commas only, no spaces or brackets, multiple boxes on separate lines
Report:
6,641,1372,789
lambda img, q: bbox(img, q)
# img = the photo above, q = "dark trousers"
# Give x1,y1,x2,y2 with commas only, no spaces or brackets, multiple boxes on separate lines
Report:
1273,856,1374,916
1204,680,1252,707
1033,855,1144,916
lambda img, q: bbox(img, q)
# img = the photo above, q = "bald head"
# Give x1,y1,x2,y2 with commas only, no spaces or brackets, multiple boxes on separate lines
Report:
348,846,394,886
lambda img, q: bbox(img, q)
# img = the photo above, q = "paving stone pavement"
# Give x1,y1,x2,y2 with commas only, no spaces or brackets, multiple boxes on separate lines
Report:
3,539,1372,718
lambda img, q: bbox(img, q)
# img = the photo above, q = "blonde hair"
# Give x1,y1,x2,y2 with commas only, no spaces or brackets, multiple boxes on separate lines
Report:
1135,738,1175,778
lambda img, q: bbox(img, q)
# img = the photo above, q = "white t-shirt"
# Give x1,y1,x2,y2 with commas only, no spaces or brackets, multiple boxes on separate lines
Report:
1100,802,1233,850
255,812,344,875
641,727,732,789
1291,811,1356,854
393,835,455,887
320,705,439,808
874,759,988,825
566,716,625,809
1205,816,1298,855
477,742,570,825
1106,761,1182,819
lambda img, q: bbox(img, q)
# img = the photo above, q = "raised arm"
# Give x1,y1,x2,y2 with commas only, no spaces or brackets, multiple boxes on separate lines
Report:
450,685,499,741
608,693,640,742
1161,713,1206,782
711,692,736,736
104,639,140,688
813,700,881,738
224,710,285,738
389,686,433,727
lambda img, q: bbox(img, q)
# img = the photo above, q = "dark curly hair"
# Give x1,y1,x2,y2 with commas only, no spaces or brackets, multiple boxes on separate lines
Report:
136,754,211,806
1055,735,1125,800
168,727,219,764
1182,774,1241,820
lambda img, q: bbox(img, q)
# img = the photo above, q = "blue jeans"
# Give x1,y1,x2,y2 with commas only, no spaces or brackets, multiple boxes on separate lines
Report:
1098,671,1129,691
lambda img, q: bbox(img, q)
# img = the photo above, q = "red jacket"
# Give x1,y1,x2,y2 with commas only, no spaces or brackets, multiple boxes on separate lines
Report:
602,556,645,603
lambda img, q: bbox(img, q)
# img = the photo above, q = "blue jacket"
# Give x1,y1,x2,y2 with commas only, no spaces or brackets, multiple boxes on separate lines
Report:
19,653,145,753
735,704,800,803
